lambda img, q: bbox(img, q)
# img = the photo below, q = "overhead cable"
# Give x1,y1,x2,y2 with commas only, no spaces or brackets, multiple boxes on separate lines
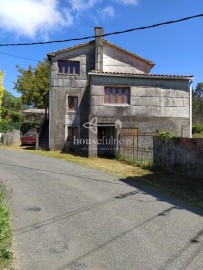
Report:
0,51,38,61
0,13,202,47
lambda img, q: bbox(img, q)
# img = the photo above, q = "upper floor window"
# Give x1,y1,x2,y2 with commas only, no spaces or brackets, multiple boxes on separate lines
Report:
67,96,78,112
104,87,130,104
58,60,80,75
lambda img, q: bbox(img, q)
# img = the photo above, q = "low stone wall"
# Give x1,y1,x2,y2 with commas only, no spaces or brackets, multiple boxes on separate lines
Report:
1,130,21,145
153,137,203,179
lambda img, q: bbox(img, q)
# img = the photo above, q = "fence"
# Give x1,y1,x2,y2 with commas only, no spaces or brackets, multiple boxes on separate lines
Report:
117,132,155,164
0,130,21,145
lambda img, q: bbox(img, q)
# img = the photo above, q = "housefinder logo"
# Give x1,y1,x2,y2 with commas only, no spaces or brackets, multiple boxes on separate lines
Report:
82,117,122,134
73,117,132,146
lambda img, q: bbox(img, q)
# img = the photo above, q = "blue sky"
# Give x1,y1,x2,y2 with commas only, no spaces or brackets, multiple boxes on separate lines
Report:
0,0,203,97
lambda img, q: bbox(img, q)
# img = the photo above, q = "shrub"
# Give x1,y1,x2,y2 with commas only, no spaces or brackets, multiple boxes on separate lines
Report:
192,124,203,134
0,121,20,133
154,131,176,142
0,182,13,268
20,119,39,134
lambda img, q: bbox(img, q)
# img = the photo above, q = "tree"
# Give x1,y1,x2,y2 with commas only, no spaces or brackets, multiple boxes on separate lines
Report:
193,83,203,124
14,58,50,108
2,89,23,122
0,71,5,120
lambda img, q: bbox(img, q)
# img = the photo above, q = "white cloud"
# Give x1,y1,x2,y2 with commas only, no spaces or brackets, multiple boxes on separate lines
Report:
68,0,101,12
0,0,73,39
116,0,139,5
0,0,139,39
102,6,115,17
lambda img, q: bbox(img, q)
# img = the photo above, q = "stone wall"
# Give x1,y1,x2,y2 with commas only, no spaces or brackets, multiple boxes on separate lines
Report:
103,43,151,73
49,43,94,150
1,130,21,145
153,137,203,179
90,75,190,137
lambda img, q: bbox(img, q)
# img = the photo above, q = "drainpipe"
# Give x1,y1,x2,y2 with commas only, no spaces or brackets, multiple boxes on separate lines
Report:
94,27,103,71
189,80,193,138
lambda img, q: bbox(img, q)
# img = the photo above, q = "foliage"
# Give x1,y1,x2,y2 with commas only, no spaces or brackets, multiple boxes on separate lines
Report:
20,117,39,134
14,58,50,108
0,182,13,268
192,124,203,134
0,71,5,120
0,121,20,133
2,89,23,123
154,131,176,142
193,83,203,124
0,247,12,259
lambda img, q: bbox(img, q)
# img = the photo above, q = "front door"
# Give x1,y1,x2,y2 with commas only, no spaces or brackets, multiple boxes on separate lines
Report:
97,126,115,157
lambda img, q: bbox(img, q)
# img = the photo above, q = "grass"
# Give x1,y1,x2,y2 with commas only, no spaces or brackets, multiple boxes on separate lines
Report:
1,141,203,211
0,141,149,179
0,182,13,270
127,171,203,210
193,131,203,138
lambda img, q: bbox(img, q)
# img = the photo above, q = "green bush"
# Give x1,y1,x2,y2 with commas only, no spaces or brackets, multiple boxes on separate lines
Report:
20,119,39,134
154,131,176,142
0,182,13,268
0,121,20,133
0,248,12,260
192,124,203,134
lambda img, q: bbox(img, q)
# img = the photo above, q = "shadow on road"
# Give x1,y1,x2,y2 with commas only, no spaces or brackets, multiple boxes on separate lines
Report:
119,172,203,217
20,145,36,150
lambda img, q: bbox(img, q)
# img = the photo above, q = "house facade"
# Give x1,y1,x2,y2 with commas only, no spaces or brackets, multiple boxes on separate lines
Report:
47,27,193,157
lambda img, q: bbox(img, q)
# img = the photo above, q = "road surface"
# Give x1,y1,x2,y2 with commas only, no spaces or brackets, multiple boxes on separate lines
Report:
0,149,203,270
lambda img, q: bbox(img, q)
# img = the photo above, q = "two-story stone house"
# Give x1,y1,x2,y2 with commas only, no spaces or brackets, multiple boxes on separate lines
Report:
47,27,193,157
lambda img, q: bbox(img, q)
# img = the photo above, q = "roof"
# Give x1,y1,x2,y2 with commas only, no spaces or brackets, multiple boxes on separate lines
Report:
47,39,154,67
47,40,95,59
22,108,45,114
88,70,194,80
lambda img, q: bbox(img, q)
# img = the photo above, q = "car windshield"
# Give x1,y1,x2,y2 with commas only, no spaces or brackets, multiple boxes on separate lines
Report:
23,132,37,137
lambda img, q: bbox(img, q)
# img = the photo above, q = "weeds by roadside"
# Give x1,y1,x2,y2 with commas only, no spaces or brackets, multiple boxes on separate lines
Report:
0,181,13,270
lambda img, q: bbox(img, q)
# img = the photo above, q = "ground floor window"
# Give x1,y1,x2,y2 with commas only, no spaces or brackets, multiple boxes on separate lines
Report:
68,127,78,141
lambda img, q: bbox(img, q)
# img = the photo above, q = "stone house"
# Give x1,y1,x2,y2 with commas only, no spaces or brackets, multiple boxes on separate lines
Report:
47,27,193,157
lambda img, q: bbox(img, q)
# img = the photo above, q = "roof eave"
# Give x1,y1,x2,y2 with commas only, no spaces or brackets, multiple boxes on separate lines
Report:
47,40,95,59
88,72,194,80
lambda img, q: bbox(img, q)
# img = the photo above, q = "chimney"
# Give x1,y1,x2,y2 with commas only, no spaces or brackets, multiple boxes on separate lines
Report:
94,27,103,71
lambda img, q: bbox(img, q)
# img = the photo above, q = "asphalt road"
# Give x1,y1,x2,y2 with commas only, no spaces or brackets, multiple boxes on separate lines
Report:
0,149,203,270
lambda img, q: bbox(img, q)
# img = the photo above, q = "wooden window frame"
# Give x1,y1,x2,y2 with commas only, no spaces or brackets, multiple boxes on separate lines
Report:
67,127,78,141
58,60,80,75
67,96,78,112
104,87,130,105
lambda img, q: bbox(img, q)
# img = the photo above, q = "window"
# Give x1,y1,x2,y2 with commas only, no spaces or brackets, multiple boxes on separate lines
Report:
68,127,78,141
104,87,130,104
67,96,78,112
58,61,80,75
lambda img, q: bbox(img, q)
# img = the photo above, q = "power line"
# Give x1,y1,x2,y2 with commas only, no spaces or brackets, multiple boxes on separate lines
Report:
0,51,38,61
0,13,202,47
